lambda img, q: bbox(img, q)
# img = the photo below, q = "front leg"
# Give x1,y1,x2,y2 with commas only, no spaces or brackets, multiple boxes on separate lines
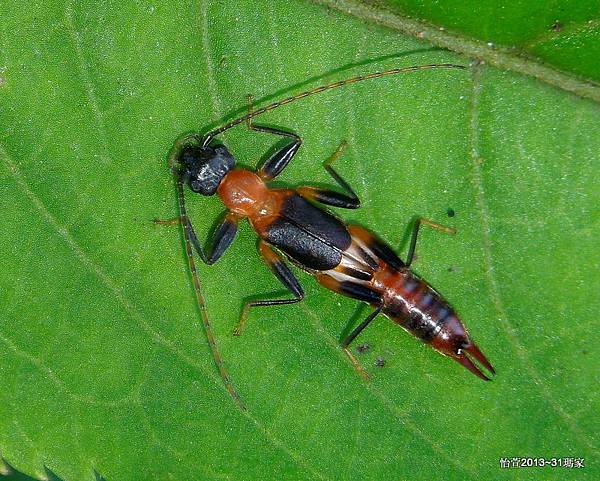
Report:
245,94,303,180
155,211,239,265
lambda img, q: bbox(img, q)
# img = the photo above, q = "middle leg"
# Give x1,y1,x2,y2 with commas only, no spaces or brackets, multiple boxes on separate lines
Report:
297,140,361,209
233,241,304,336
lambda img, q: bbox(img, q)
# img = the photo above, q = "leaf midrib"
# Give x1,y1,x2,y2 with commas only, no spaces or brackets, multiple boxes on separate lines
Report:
312,0,600,103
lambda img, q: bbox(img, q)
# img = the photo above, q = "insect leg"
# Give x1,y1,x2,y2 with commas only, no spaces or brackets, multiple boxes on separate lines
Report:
297,141,360,209
233,241,304,336
155,212,239,265
341,305,383,349
173,178,246,410
204,212,239,264
406,218,456,267
316,274,380,380
245,94,303,180
154,216,205,261
341,306,383,381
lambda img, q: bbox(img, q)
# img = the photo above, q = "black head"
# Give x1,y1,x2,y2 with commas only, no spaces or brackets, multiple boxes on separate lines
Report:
178,143,236,195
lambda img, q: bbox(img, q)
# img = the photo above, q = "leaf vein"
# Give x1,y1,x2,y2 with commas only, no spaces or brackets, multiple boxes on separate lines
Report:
312,0,600,103
1,141,333,481
0,332,135,407
467,62,599,454
64,0,112,165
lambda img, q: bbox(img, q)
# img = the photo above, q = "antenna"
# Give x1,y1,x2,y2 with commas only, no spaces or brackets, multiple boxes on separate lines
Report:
201,63,466,147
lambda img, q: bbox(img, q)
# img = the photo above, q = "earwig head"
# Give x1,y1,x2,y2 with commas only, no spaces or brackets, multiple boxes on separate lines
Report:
178,143,236,196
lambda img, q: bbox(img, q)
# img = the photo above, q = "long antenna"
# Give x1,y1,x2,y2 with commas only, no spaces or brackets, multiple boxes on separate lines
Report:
175,178,246,410
202,63,466,146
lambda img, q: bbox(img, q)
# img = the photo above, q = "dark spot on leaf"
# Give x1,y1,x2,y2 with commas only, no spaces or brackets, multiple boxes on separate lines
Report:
551,21,562,32
356,343,370,354
375,356,385,368
447,208,455,217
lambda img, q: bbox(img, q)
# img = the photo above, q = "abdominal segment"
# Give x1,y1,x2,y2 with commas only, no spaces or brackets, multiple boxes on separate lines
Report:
310,224,492,379
316,228,458,345
378,271,455,342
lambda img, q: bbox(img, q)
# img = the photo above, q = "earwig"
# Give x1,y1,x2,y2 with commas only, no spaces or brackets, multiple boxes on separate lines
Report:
158,63,494,409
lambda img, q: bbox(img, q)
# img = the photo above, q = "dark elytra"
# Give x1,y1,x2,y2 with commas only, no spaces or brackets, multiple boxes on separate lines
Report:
265,194,352,270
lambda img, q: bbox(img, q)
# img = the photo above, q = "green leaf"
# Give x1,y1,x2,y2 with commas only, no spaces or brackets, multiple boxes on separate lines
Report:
0,1,598,481
379,0,600,82
316,0,600,101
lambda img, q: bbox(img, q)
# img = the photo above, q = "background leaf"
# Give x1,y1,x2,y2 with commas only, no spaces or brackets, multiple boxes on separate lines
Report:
1,1,598,481
376,0,600,82
316,0,600,101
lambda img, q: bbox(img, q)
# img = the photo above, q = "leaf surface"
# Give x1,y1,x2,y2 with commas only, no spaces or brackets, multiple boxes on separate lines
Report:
380,0,600,82
0,1,598,480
